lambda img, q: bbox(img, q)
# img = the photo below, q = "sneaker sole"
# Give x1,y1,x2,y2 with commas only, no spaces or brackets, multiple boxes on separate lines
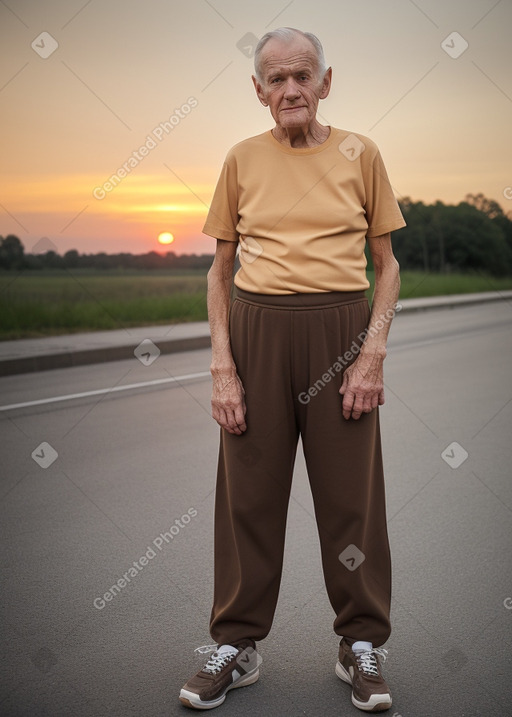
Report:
335,661,392,713
179,668,260,710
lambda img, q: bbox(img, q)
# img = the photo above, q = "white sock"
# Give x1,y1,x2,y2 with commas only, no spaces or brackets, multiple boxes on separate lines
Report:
216,644,238,655
352,640,373,653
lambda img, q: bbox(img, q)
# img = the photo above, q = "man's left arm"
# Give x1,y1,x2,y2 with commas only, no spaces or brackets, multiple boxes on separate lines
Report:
340,233,400,420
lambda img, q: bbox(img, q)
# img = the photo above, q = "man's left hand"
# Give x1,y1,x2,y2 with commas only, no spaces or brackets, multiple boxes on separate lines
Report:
339,349,386,420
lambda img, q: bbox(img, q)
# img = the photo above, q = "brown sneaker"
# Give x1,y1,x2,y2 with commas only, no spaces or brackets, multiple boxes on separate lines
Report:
179,639,260,710
335,638,392,712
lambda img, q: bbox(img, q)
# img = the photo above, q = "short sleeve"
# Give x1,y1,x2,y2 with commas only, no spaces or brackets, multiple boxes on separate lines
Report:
202,153,240,242
364,150,406,238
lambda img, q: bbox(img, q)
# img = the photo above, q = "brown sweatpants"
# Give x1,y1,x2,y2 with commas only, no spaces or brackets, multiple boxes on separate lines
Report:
209,288,392,648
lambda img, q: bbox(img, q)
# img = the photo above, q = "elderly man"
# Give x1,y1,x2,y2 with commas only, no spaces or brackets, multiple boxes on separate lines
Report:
180,27,405,713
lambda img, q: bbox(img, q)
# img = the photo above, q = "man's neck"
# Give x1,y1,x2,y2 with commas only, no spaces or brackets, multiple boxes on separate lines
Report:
272,121,330,148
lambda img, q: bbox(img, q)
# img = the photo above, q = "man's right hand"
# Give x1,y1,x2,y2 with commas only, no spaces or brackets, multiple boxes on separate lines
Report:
211,368,247,435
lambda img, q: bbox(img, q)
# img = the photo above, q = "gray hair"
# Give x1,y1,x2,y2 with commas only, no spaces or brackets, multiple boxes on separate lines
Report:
254,27,328,82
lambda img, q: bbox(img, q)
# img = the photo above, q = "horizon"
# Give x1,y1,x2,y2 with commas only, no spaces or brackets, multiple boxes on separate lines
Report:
1,0,511,256
4,191,510,261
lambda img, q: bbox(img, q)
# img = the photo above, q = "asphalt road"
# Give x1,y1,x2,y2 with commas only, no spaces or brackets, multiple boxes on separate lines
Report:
1,301,511,717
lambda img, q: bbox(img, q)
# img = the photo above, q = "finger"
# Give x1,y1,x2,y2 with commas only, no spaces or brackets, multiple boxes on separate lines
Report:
227,425,242,435
351,395,365,420
378,388,385,406
361,393,376,412
219,408,233,432
225,415,243,435
342,389,355,420
214,407,238,434
211,404,221,424
234,419,247,433
216,407,231,432
234,400,246,425
228,415,245,434
359,392,372,412
362,400,373,414
224,423,242,435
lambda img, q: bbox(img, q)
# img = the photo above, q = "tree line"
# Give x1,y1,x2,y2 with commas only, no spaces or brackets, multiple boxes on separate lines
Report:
1,194,511,276
0,240,213,271
390,193,512,276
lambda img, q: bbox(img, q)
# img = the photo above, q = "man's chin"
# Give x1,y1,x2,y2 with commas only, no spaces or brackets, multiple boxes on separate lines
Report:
279,110,310,126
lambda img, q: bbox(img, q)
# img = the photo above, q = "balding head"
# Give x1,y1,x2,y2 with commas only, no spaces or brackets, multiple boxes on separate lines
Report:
254,28,327,83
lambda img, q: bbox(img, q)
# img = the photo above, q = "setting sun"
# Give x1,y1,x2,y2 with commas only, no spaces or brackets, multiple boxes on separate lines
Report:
158,232,175,245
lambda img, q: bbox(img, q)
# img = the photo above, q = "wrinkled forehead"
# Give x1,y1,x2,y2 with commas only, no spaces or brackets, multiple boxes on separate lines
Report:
259,37,319,78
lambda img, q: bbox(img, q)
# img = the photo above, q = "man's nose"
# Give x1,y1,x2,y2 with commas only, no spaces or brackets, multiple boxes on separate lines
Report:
283,78,301,99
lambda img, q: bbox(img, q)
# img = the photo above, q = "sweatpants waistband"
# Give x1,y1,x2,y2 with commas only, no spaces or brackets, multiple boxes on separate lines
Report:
234,287,367,310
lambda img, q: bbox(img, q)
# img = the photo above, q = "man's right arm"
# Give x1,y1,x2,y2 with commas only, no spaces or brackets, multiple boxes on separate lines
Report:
207,239,247,435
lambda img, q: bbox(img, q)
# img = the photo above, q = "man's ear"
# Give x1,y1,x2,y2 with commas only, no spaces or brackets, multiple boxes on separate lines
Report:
319,67,332,100
252,75,268,107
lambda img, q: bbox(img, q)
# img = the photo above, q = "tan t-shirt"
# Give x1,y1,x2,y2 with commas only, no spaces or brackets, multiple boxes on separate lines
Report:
202,127,406,294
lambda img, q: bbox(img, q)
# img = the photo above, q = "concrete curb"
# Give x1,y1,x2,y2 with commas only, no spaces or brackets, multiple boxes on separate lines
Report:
396,289,512,313
1,291,511,377
0,335,211,377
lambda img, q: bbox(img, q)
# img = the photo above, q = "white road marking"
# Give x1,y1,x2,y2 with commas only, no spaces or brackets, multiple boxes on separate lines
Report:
0,371,211,411
1,320,507,413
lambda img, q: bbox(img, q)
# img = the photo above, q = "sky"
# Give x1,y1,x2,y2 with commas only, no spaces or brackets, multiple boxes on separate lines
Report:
1,0,511,256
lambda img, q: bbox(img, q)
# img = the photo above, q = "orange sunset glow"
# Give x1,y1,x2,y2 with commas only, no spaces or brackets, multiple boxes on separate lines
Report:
1,0,510,255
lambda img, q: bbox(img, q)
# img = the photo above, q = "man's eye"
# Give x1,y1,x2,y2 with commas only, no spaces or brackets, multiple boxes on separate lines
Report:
271,78,281,83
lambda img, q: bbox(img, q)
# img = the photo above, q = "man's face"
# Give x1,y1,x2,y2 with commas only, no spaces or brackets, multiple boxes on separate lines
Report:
252,36,331,129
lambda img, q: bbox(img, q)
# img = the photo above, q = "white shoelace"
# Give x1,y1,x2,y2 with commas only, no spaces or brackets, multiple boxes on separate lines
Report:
354,647,388,677
200,649,238,675
194,644,239,675
194,644,218,655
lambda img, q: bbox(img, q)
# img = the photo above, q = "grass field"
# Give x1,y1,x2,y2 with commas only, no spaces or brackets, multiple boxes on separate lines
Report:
1,269,511,339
